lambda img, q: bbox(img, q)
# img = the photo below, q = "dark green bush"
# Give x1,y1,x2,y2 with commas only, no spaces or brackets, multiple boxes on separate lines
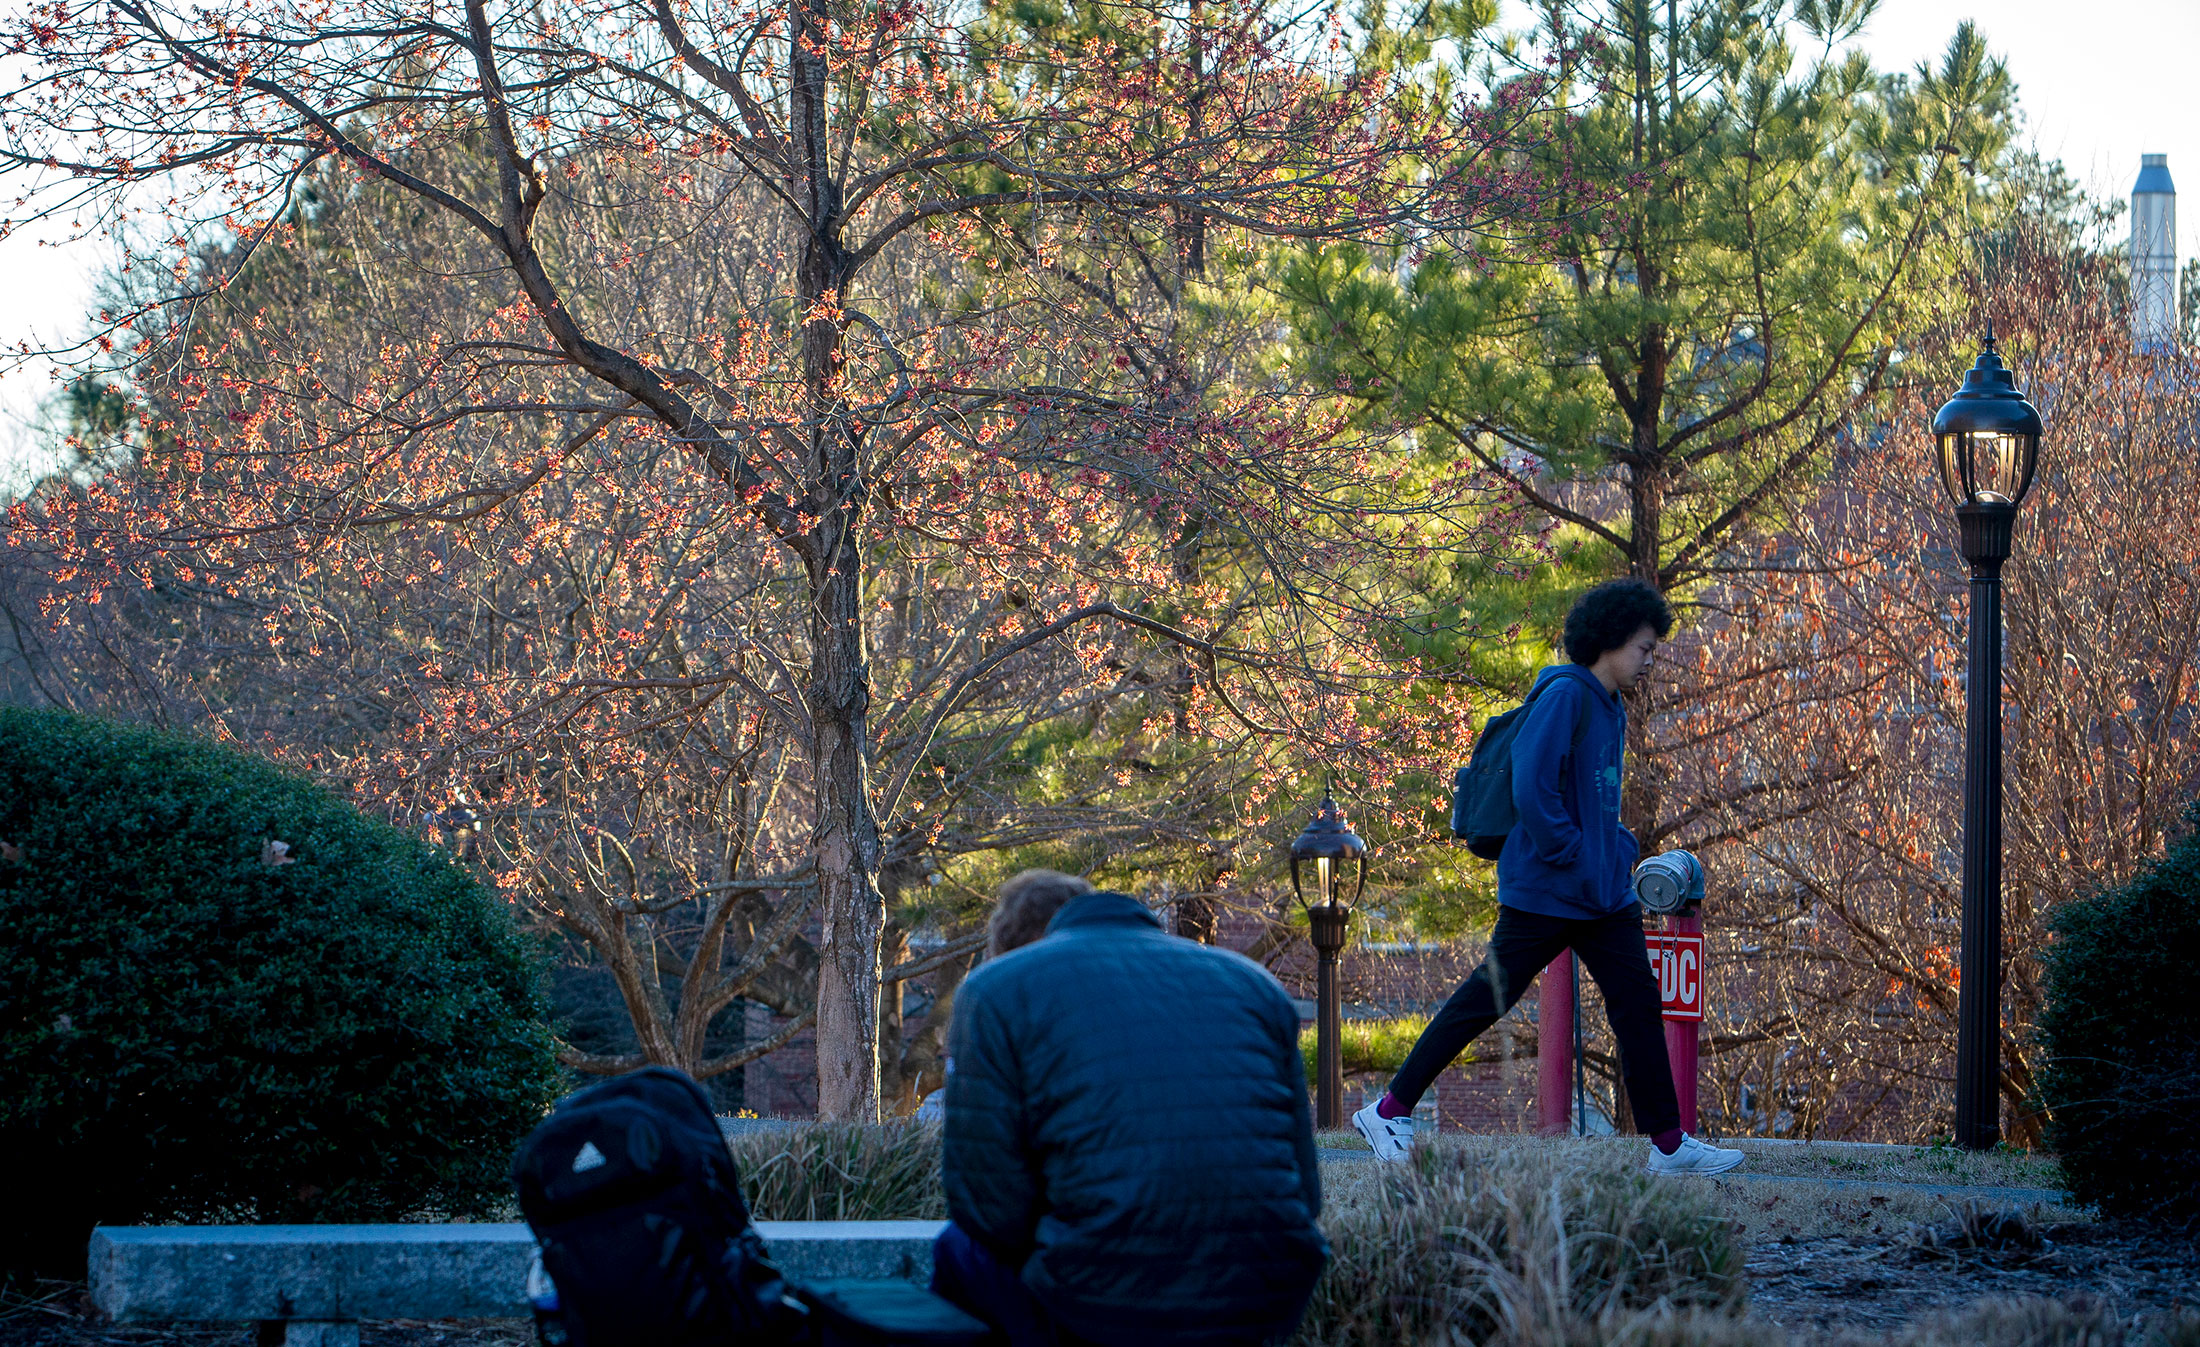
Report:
1298,1015,1431,1083
0,707,561,1276
2036,802,2200,1222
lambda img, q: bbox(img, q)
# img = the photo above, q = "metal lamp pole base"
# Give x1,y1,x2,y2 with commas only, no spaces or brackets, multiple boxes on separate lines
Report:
1309,904,1349,1129
1955,501,2014,1151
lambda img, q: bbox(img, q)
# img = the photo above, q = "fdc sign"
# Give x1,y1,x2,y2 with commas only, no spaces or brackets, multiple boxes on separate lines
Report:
1646,933,1703,1022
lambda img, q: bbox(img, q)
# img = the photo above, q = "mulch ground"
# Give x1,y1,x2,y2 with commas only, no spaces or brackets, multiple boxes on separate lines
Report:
7,1219,2198,1345
1746,1217,2200,1336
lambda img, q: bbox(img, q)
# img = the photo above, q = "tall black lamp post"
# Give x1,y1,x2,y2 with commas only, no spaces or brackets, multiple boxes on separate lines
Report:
1289,791,1367,1129
1932,329,2043,1151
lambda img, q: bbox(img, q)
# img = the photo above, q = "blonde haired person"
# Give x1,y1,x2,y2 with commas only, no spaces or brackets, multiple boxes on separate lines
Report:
986,869,1095,957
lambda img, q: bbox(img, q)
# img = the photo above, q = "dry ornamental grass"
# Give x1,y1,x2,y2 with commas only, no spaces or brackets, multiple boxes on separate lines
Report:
1296,1140,1745,1346
725,1122,947,1221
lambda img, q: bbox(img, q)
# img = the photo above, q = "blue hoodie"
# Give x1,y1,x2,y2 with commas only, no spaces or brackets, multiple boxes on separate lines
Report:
1494,663,1639,919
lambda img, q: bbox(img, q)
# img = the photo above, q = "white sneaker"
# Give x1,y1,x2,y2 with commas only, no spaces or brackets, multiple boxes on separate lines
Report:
1351,1099,1415,1164
1645,1132,1744,1176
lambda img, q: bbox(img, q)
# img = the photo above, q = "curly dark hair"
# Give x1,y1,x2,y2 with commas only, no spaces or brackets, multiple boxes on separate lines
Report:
1562,578,1675,666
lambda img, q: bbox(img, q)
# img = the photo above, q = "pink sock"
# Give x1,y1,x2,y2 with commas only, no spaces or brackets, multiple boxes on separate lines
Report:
1653,1128,1684,1155
1375,1093,1410,1120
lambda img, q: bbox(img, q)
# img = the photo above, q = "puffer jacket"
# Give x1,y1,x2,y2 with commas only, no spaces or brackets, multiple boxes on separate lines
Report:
942,892,1327,1347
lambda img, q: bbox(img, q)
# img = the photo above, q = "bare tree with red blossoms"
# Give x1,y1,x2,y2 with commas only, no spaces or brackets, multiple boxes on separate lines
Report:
1,0,1559,1116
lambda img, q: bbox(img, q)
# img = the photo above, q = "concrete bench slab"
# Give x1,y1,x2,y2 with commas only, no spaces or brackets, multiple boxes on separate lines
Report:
717,1115,802,1139
89,1219,949,1338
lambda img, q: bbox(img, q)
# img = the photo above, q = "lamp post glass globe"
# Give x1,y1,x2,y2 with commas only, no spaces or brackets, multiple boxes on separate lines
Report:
1937,433,2030,505
1931,329,2044,1152
1289,794,1366,914
1289,792,1366,1130
1932,331,2042,514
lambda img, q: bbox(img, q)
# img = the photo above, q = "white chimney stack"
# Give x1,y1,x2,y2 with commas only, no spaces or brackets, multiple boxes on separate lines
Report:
2132,154,2177,350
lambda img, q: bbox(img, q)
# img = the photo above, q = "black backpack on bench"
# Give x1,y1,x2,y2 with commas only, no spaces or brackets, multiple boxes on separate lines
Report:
513,1066,807,1347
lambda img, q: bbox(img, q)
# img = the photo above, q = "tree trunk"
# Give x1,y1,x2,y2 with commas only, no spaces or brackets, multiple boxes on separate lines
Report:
809,568,883,1120
1611,446,1667,1137
877,922,978,1118
1174,894,1219,943
792,0,883,1122
602,913,682,1065
876,925,911,1115
1621,454,1667,846
1173,856,1233,944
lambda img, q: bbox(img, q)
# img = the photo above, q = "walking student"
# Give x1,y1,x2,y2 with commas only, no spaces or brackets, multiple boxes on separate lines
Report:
1352,579,1744,1176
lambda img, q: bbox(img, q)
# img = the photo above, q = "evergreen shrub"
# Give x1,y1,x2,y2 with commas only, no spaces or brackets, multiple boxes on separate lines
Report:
1298,1015,1432,1084
0,707,560,1276
2036,802,2200,1221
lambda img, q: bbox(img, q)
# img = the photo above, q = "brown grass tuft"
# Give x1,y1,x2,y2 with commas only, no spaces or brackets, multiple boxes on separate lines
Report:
726,1121,945,1221
1296,1139,1744,1345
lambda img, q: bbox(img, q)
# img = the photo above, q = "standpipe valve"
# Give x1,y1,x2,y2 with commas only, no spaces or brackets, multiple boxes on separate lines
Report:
1632,849,1704,915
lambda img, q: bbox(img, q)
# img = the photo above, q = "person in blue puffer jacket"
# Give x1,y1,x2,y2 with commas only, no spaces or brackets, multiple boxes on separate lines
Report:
935,873,1326,1347
1351,578,1744,1177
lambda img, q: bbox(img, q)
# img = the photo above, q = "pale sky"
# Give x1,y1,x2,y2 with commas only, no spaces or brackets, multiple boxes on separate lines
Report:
1852,0,2200,250
3,0,2196,486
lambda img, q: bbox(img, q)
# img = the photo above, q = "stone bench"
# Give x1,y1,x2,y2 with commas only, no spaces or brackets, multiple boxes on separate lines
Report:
90,1220,949,1345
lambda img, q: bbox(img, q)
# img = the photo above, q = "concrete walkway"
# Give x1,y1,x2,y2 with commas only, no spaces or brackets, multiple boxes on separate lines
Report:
1315,1147,2071,1207
1708,1171,2071,1207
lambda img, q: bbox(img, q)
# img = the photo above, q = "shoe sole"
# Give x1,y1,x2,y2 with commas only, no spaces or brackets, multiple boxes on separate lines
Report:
1351,1111,1410,1164
1645,1154,1744,1177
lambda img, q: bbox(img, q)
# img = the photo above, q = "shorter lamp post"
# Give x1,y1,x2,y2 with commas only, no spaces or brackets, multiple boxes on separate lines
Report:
1932,328,2043,1151
1290,791,1367,1130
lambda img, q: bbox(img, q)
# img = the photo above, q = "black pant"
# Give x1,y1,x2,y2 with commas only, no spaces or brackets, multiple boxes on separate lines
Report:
932,1224,1103,1347
1386,904,1680,1136
931,1223,1284,1347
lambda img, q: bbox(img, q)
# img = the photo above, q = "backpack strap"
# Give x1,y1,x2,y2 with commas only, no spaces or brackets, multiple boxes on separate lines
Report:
1543,673,1594,767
